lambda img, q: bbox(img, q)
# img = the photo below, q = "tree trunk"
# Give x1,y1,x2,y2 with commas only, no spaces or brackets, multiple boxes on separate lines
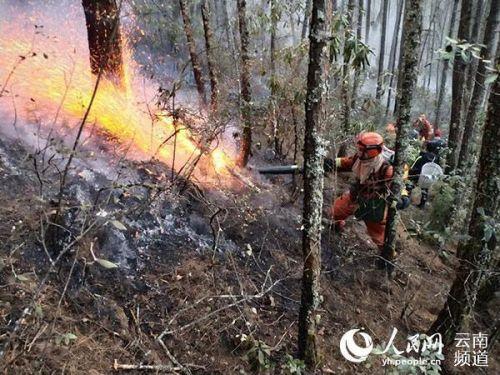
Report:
221,0,234,53
381,0,422,272
179,0,207,105
375,0,389,99
237,0,252,167
446,0,473,173
393,0,408,116
350,0,363,110
201,0,219,110
270,0,280,156
298,0,329,367
302,0,312,40
434,0,459,129
338,0,355,156
385,0,404,116
365,0,371,44
463,0,485,113
430,53,500,346
457,0,499,170
82,0,124,87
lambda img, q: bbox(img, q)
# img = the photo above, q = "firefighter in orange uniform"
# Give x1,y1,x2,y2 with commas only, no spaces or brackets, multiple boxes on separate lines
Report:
330,132,409,259
413,114,433,141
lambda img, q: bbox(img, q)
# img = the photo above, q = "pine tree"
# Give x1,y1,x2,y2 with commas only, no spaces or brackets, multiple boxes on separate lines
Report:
381,0,423,271
179,0,207,105
298,0,329,367
236,0,252,167
434,0,459,129
430,53,500,346
201,0,219,110
375,0,389,99
457,0,498,170
446,0,473,173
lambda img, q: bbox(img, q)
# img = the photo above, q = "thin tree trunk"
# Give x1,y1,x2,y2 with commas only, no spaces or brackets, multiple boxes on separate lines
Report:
375,0,389,99
351,0,363,110
179,0,207,105
458,0,499,170
201,0,219,110
82,0,124,87
426,16,436,91
298,0,329,366
270,0,280,156
446,0,473,173
365,0,371,44
434,0,459,129
393,0,408,116
302,0,312,40
237,0,252,167
430,53,500,346
221,0,235,53
385,0,404,116
339,0,355,156
382,0,423,272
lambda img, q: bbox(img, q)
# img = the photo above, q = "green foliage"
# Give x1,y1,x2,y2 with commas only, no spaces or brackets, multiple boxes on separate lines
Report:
241,334,274,372
281,354,305,374
428,178,456,233
55,332,77,346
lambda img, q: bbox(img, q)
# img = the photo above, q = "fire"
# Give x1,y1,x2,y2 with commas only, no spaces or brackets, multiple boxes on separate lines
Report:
0,2,233,184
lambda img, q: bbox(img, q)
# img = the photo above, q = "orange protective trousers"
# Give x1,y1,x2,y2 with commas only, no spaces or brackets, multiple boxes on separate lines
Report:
331,192,387,251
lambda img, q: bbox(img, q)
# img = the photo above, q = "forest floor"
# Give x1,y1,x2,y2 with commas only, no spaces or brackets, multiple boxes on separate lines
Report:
0,134,498,374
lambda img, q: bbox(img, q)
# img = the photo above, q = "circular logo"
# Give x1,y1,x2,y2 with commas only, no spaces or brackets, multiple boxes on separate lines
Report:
340,329,373,363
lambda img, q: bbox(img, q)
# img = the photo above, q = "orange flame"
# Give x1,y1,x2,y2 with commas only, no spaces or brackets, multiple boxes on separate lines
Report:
0,3,234,184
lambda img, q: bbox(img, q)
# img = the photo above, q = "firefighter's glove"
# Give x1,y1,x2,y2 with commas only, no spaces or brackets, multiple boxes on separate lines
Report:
396,196,410,210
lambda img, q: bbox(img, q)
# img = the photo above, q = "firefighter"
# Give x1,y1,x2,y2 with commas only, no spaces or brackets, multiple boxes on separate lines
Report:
413,114,433,141
408,138,443,208
330,132,409,260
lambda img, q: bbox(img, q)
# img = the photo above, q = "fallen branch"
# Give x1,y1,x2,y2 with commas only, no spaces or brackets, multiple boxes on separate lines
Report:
113,359,181,372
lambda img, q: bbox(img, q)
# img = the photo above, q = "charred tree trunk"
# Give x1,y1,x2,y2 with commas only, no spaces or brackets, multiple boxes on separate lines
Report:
434,0,459,129
382,0,422,272
458,0,499,170
298,0,329,366
179,0,207,105
446,0,473,173
375,0,389,99
302,0,312,40
430,54,500,346
385,0,404,116
365,0,371,44
82,0,124,86
201,0,219,110
237,0,252,167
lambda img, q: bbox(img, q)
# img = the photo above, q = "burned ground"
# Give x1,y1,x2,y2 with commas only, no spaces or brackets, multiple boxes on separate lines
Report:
0,136,497,374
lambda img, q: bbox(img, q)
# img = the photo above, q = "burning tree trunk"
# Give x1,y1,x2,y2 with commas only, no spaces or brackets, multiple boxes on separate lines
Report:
375,0,389,100
179,0,207,105
446,0,473,173
82,0,124,86
237,0,252,167
434,0,459,129
385,0,404,116
382,0,422,271
430,54,500,346
298,0,329,366
201,0,219,110
458,0,499,171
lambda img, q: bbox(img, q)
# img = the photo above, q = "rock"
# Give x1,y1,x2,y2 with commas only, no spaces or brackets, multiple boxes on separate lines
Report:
96,226,136,270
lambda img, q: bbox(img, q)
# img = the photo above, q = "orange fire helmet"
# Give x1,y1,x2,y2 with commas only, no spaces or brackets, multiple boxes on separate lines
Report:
357,132,384,159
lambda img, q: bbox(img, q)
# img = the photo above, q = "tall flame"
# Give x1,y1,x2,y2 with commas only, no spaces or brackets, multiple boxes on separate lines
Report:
0,1,234,183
